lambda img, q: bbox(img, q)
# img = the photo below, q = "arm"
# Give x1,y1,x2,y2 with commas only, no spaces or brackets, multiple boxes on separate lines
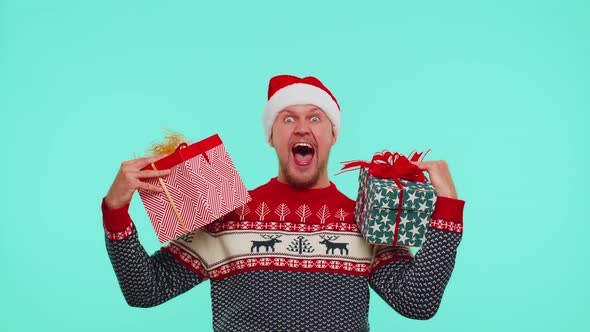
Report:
369,196,464,319
103,198,206,308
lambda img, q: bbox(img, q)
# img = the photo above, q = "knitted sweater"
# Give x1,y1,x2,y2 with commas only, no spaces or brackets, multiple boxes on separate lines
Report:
103,177,464,331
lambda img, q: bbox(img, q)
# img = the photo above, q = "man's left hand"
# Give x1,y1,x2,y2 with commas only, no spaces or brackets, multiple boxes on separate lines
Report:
410,160,458,199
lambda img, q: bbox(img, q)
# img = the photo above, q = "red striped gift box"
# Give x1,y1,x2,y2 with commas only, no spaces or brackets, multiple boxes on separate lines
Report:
138,134,251,243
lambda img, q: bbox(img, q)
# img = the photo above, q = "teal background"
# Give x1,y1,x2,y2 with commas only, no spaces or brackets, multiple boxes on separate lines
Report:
1,0,588,331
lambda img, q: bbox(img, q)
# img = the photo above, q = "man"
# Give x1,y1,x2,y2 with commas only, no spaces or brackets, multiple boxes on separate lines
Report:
102,75,465,331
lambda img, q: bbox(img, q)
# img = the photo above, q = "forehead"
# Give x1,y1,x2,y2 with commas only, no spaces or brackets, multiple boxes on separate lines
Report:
279,104,325,116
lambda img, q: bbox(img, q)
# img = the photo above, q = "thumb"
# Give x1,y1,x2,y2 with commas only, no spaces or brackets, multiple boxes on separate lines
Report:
410,161,430,171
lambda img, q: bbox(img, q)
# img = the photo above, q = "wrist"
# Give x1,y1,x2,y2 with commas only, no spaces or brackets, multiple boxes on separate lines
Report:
104,196,126,210
436,188,458,200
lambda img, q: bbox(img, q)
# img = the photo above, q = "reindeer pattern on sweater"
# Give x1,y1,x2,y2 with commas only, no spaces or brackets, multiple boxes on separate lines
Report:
104,177,464,331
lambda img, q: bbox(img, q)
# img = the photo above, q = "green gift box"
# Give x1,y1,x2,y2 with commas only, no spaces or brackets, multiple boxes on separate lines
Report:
349,151,438,246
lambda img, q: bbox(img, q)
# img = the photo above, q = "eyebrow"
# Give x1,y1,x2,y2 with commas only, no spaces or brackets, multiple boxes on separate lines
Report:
279,110,295,117
281,107,322,114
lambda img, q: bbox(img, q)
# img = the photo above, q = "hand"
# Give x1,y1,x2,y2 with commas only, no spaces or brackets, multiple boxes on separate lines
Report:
410,160,458,199
104,155,171,210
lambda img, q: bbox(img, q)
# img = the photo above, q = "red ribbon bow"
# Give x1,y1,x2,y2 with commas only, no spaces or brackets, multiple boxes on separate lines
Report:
338,150,428,183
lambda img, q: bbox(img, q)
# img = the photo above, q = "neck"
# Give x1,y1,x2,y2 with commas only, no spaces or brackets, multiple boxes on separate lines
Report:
276,171,331,189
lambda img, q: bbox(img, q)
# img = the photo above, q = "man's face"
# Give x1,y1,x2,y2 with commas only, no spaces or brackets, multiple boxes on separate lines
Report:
270,104,336,189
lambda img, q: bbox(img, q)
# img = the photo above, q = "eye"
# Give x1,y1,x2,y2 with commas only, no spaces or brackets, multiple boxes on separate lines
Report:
310,116,320,122
284,116,295,123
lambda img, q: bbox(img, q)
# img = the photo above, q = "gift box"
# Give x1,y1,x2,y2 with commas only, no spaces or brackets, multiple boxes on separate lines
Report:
344,151,437,246
138,134,251,243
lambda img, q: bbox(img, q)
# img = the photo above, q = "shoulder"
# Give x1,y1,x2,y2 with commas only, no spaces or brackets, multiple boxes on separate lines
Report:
330,187,355,210
247,179,275,202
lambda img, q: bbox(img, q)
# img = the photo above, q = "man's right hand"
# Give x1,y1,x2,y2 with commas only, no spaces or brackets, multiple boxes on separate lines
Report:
104,155,171,210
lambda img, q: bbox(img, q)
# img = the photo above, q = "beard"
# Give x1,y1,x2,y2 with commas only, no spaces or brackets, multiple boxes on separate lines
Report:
280,157,328,189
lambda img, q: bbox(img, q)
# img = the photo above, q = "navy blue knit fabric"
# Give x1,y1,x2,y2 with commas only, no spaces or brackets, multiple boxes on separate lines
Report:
105,227,460,331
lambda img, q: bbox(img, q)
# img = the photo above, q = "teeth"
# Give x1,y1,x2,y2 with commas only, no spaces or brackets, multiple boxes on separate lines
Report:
293,143,313,149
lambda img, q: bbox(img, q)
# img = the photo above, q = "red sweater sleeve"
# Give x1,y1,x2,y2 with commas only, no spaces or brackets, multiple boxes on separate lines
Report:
431,196,465,222
429,196,465,233
101,197,133,233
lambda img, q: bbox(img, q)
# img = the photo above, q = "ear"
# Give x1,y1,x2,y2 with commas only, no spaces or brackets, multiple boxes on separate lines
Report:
268,132,275,147
331,127,337,146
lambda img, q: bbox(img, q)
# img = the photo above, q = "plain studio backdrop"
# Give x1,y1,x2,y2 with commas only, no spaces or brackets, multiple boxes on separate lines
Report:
0,1,588,331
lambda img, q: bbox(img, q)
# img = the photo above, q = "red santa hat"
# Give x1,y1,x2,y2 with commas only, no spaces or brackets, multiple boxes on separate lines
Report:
263,75,341,142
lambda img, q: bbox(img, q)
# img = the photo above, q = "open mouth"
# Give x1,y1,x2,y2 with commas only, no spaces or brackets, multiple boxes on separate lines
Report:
291,142,315,167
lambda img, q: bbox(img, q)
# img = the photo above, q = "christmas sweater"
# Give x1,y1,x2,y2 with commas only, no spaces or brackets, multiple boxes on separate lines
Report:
103,177,464,331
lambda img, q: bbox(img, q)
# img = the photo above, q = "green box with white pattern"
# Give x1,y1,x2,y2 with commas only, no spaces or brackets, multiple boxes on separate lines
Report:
354,167,438,246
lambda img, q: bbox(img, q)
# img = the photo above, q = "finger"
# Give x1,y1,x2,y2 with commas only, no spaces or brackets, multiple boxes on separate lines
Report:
132,155,165,169
137,169,172,179
410,161,433,171
136,180,164,192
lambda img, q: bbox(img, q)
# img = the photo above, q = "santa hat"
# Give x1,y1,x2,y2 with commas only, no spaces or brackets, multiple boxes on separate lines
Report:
263,75,341,142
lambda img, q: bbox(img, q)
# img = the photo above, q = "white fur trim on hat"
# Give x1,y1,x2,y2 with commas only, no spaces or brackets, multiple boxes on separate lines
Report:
263,83,341,142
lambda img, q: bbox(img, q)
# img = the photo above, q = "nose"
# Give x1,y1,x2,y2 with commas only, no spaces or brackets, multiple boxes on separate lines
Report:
293,119,311,135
